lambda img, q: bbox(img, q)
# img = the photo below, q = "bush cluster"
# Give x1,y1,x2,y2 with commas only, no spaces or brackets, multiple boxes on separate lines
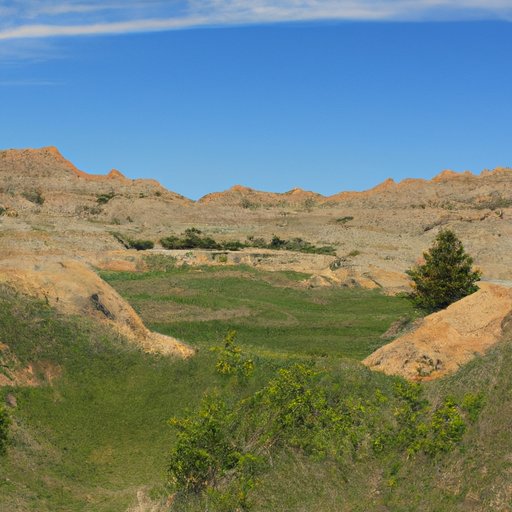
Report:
168,340,479,510
21,190,45,205
96,191,115,204
160,228,222,250
160,228,336,256
126,239,154,251
213,331,254,385
266,235,336,255
111,232,154,251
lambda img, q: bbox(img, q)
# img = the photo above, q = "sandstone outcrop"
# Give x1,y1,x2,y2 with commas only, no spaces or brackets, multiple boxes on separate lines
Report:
0,257,194,358
363,283,512,380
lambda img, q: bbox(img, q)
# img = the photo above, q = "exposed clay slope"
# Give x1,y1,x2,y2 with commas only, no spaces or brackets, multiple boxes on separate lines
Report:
2,147,511,211
326,167,512,207
0,342,61,387
363,283,512,380
198,168,512,208
0,257,194,358
1,146,511,284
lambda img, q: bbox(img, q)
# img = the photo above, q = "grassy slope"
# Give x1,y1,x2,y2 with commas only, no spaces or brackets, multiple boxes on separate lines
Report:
250,336,512,512
0,267,411,511
1,266,509,511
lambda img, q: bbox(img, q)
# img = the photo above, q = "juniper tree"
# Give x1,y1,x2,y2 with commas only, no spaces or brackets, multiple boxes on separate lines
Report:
406,229,481,312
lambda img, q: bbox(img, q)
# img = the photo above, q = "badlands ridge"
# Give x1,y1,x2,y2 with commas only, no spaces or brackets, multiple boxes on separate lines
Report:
1,146,511,380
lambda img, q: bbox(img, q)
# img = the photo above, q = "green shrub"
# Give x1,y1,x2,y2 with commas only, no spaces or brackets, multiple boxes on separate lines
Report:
127,239,154,251
461,392,485,422
406,229,481,312
142,254,177,272
423,397,466,456
111,232,153,250
335,216,353,224
221,241,245,251
168,396,239,493
266,236,336,255
269,235,286,249
160,228,221,250
159,230,335,256
0,404,10,455
245,236,267,248
159,235,181,250
167,356,472,509
96,192,115,204
22,189,44,205
214,331,254,384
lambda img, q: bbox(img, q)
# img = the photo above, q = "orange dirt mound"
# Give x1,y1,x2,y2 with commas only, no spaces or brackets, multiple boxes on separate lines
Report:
0,257,194,358
363,283,512,380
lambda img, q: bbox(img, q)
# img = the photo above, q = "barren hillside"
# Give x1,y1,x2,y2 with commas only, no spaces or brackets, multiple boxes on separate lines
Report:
0,146,510,281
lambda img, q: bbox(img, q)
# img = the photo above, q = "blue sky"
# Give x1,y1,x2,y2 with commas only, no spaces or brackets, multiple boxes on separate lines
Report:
1,1,511,199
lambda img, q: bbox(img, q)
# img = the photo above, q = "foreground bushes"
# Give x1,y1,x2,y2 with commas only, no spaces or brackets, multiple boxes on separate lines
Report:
167,335,480,510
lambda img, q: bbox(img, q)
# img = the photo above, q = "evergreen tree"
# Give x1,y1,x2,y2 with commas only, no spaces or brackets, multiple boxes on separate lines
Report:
406,229,481,312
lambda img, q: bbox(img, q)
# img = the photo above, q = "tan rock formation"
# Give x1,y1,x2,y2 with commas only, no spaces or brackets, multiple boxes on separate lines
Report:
198,184,324,207
363,283,512,380
0,257,194,358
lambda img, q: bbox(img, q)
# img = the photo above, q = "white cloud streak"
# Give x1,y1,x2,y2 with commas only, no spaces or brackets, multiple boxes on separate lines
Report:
0,0,510,42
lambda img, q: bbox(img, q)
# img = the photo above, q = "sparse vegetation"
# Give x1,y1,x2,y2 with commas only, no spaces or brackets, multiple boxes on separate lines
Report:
21,189,45,205
159,229,336,255
0,404,10,455
335,216,354,224
142,254,177,272
302,198,316,211
406,229,481,312
111,232,154,250
160,228,221,250
96,191,116,204
240,198,258,209
128,239,155,251
1,266,509,511
347,249,361,257
76,204,103,216
473,192,512,210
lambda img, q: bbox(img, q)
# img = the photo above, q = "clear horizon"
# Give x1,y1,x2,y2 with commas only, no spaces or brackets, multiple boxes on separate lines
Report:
1,2,511,199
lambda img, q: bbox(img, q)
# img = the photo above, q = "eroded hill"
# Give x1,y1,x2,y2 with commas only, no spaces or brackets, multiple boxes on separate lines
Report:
0,146,511,281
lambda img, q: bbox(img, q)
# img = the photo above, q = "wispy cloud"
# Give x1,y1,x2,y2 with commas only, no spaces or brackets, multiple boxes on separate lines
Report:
0,0,510,42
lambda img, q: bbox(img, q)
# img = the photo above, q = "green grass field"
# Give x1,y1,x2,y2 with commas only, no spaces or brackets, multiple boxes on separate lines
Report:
100,265,413,360
0,266,509,511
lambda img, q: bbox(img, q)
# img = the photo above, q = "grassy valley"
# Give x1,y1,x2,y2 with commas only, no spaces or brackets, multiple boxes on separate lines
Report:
0,266,510,511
